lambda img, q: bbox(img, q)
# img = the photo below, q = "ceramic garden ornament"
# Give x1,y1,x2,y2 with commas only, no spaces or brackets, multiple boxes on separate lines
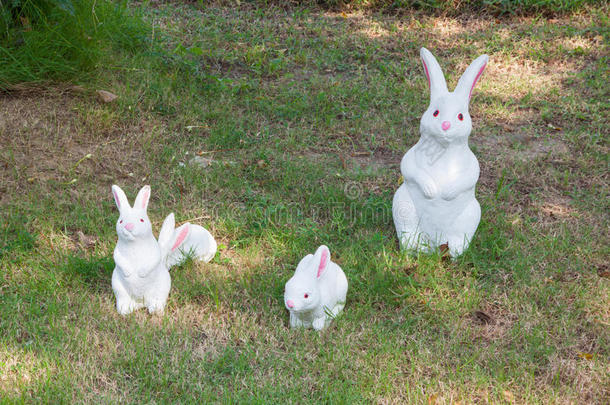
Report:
111,185,217,315
284,245,348,331
393,48,488,257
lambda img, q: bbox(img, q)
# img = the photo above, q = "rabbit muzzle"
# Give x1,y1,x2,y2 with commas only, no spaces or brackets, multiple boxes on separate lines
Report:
118,227,136,241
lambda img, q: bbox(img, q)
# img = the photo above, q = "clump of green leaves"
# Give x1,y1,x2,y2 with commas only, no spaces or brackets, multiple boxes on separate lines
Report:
0,0,149,88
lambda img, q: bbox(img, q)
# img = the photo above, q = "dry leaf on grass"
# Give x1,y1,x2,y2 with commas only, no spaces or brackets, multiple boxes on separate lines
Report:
439,242,451,262
76,231,97,249
597,265,609,279
577,352,594,360
96,90,118,103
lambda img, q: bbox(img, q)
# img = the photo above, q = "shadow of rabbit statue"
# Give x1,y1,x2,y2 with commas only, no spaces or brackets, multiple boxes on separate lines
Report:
393,48,489,257
111,185,217,315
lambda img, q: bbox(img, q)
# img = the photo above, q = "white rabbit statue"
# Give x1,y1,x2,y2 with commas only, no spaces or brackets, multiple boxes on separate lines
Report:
284,245,348,331
393,48,489,257
111,185,217,315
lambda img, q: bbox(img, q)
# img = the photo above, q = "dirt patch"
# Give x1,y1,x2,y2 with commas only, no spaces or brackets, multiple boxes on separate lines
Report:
469,302,517,344
0,93,165,205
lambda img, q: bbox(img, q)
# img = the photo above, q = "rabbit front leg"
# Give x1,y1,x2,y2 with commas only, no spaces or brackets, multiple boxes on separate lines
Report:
401,151,438,199
144,270,171,315
113,248,134,278
441,159,479,201
112,270,141,315
289,311,304,328
312,316,327,331
145,297,167,314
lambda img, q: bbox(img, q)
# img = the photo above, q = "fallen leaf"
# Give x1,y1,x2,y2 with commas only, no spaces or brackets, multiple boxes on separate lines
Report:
96,90,118,103
547,123,562,131
189,156,213,168
578,352,593,360
503,390,514,403
439,243,450,262
76,231,97,249
19,16,31,31
403,264,417,275
427,393,438,405
341,12,347,18
338,154,348,170
70,85,86,93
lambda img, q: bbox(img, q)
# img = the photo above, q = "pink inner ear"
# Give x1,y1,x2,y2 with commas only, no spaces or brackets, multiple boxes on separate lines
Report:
113,191,120,208
171,226,189,252
422,57,431,87
469,62,486,99
317,249,329,278
141,189,150,209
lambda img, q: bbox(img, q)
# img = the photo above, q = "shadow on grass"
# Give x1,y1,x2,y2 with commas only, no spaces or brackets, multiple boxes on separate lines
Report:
0,212,37,261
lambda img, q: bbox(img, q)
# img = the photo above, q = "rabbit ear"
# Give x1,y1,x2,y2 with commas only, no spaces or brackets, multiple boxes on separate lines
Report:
158,213,175,254
111,185,130,212
313,245,330,279
170,223,191,253
134,185,151,211
454,54,489,101
420,47,448,99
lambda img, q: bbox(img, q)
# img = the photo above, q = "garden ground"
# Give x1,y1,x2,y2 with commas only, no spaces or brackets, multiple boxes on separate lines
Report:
0,2,608,403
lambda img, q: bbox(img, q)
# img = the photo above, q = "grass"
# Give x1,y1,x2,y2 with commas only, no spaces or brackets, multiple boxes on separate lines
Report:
0,2,609,403
0,0,148,88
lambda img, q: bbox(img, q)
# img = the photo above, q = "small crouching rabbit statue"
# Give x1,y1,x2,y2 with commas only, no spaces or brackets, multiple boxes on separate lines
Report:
284,245,348,331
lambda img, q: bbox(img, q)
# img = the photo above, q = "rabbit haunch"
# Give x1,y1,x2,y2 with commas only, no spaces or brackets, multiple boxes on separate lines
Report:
392,48,488,257
110,184,217,315
284,245,348,331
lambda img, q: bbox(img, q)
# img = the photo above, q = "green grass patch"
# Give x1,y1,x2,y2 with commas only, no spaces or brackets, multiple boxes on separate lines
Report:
0,0,148,88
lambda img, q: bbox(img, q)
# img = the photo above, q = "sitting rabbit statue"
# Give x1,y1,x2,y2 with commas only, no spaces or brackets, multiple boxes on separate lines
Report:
284,245,348,331
393,48,489,257
111,185,216,315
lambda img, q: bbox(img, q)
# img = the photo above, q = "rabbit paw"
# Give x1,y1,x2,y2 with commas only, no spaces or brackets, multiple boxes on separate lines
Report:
420,178,439,199
312,317,327,331
441,184,461,201
116,297,139,315
289,312,303,328
146,298,166,315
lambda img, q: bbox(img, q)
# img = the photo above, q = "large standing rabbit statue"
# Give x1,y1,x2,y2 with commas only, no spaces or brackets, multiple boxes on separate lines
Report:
111,185,217,315
393,48,489,257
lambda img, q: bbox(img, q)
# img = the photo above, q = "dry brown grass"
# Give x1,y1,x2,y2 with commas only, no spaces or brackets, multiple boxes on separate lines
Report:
0,93,165,205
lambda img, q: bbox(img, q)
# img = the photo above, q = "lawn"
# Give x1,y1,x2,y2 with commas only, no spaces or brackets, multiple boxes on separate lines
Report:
0,2,608,403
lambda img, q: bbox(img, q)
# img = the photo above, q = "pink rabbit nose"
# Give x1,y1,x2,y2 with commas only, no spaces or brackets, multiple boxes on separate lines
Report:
286,300,295,308
124,223,135,231
441,121,451,131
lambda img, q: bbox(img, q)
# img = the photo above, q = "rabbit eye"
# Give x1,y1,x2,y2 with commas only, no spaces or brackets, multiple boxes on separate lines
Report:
458,113,464,121
433,110,439,117
140,218,144,223
119,220,123,224
304,293,309,299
